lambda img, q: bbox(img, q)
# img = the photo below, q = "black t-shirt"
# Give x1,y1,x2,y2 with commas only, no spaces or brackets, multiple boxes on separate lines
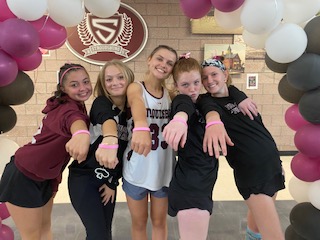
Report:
169,94,218,197
69,96,128,190
197,86,282,188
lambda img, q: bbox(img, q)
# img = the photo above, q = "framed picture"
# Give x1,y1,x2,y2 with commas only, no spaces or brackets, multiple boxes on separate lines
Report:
190,9,243,35
246,74,258,89
204,43,246,74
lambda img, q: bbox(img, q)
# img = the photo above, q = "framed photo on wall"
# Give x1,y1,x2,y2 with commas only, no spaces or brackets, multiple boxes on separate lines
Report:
246,74,258,89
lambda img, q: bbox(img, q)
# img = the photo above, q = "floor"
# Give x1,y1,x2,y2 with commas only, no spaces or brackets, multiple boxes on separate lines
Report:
2,156,296,240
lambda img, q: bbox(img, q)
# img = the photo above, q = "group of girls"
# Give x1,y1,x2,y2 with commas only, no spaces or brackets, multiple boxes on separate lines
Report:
0,45,285,240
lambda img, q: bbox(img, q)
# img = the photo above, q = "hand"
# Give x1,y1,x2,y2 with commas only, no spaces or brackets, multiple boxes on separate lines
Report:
95,148,119,169
238,98,258,120
66,133,90,162
99,184,115,205
203,123,234,158
131,131,152,157
163,120,188,151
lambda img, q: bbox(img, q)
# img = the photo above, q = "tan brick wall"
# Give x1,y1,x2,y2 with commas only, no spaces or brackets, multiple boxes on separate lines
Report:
1,0,297,152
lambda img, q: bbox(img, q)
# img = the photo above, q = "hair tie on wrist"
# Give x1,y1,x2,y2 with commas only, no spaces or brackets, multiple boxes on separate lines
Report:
205,121,223,129
171,117,188,127
72,130,90,137
103,135,118,139
98,144,119,149
132,127,150,132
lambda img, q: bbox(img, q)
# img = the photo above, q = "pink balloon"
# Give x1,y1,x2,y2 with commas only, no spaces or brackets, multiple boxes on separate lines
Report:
291,152,320,182
0,222,14,240
0,18,39,58
285,104,309,131
180,0,212,19
0,0,16,22
0,50,18,87
0,203,10,220
211,0,244,12
14,49,42,71
30,16,67,50
294,123,320,158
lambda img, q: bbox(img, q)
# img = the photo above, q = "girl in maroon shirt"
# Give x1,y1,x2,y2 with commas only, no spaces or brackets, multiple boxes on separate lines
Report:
0,63,92,240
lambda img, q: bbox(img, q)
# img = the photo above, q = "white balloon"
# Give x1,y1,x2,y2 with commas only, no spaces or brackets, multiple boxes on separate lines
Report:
242,29,269,49
240,0,284,34
308,180,320,210
0,138,19,177
7,0,47,21
288,175,311,203
283,0,320,24
265,23,307,63
85,0,120,18
47,0,85,27
214,6,243,30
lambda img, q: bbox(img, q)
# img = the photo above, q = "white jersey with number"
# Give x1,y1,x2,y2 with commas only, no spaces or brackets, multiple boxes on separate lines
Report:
123,82,175,191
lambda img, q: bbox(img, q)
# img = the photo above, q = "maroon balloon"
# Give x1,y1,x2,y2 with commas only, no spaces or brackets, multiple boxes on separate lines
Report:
0,222,14,240
294,123,320,158
284,104,309,131
30,16,67,50
0,203,10,220
180,0,212,19
291,152,320,182
0,50,18,87
0,18,40,57
0,0,16,22
14,49,42,71
211,0,244,12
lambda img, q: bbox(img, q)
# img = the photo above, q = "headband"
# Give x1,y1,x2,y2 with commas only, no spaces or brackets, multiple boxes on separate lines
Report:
201,58,226,71
59,66,84,85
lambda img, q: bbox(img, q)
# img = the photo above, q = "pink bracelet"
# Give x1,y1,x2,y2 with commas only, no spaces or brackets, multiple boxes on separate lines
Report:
98,144,119,149
72,130,90,137
132,127,150,132
171,117,187,127
205,121,224,129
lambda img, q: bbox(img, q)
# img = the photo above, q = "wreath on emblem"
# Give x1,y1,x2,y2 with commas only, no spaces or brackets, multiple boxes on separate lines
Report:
77,12,133,47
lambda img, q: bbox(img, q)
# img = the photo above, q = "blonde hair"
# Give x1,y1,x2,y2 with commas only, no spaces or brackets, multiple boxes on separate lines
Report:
94,60,134,100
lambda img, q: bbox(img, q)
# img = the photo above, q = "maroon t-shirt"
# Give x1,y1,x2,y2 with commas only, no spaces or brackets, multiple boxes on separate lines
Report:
14,96,89,191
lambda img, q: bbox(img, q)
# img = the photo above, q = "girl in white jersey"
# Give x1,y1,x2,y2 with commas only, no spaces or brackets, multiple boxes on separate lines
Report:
122,45,177,240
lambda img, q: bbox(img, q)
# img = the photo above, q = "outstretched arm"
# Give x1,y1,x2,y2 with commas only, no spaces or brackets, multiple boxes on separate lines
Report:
127,82,151,157
203,111,234,159
95,119,119,169
66,120,90,162
163,111,188,151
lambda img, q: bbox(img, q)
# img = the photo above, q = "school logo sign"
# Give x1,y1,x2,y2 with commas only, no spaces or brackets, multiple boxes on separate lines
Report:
66,3,148,65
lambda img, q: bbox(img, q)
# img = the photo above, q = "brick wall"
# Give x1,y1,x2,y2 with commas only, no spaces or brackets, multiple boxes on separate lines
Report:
1,0,296,151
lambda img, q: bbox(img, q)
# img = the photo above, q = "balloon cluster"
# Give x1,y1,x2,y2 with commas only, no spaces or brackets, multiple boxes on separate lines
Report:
0,0,120,133
180,0,320,239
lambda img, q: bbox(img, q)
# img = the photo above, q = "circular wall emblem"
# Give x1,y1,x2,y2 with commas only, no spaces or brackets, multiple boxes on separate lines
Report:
66,3,148,65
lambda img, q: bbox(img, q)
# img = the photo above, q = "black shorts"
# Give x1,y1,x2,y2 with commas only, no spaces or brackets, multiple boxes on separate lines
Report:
168,188,213,217
0,157,53,208
238,172,285,200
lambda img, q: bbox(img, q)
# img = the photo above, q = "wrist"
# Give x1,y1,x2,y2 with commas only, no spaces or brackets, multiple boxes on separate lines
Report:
205,121,223,129
98,143,119,149
171,116,187,127
72,130,90,137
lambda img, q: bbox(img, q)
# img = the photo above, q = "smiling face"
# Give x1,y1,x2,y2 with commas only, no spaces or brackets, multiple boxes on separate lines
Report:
104,65,128,97
201,65,228,97
175,70,202,103
60,69,92,102
147,48,177,81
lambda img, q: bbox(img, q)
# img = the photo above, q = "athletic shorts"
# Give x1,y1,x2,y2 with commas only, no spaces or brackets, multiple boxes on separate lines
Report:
122,178,168,201
238,172,285,200
0,157,53,208
168,187,213,217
